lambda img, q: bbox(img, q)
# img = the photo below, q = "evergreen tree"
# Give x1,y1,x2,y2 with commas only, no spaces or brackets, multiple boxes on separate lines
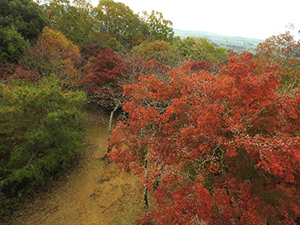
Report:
0,75,86,217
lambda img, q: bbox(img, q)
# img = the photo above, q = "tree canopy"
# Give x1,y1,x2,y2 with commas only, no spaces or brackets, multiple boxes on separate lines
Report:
0,76,86,217
109,52,300,224
20,26,82,89
175,36,228,62
140,10,174,43
256,27,300,90
0,0,48,62
1,0,300,223
41,0,174,50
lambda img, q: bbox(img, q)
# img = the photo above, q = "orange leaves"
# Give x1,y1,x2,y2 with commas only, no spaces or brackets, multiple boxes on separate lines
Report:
80,47,126,105
151,182,213,225
17,27,82,89
109,52,300,224
256,27,300,88
222,52,278,109
222,51,255,79
234,133,300,187
123,75,170,105
40,27,81,64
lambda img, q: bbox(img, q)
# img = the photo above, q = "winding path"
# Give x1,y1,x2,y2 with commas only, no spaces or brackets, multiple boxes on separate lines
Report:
10,105,143,225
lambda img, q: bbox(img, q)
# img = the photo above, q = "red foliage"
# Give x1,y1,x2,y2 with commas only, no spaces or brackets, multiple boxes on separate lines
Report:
80,44,106,62
80,48,126,107
0,62,38,83
81,48,170,108
11,62,38,83
256,28,300,88
0,63,15,82
190,59,225,75
121,56,170,82
109,52,300,224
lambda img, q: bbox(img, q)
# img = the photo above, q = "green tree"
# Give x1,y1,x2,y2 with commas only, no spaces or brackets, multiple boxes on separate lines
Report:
0,75,86,217
0,0,48,41
0,0,48,62
140,10,174,42
0,27,29,63
131,40,181,67
175,36,227,62
95,0,144,49
43,0,98,45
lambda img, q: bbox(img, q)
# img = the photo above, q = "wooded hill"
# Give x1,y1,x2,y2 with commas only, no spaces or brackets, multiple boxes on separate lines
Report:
1,0,300,224
174,28,263,52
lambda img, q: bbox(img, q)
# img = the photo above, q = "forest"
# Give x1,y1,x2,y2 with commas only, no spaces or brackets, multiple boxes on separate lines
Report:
1,0,300,224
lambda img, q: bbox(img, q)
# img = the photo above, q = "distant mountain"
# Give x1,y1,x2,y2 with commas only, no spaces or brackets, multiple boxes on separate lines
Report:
173,28,264,52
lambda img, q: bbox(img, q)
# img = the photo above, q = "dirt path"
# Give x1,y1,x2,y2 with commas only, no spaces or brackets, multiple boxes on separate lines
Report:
9,105,144,225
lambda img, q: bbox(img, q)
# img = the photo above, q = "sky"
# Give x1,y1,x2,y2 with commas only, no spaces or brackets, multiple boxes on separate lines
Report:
91,0,300,40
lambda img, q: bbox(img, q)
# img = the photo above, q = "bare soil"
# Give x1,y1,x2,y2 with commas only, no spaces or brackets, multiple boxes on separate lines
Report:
7,105,144,225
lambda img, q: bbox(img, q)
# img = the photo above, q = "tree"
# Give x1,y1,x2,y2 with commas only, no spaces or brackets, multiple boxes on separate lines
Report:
81,46,171,155
0,0,48,62
256,26,300,90
0,0,48,41
118,53,172,95
95,0,145,49
175,36,228,62
0,62,16,82
140,10,174,42
109,52,300,224
0,27,29,63
189,59,225,75
80,47,125,107
42,0,98,45
131,40,181,67
42,0,175,49
81,45,170,107
80,47,127,155
0,75,86,217
20,27,82,89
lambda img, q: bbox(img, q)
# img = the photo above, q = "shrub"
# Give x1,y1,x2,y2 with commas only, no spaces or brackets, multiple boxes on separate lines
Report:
0,75,86,217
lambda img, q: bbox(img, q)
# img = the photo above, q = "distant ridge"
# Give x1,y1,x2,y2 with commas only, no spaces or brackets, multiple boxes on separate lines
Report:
173,28,264,52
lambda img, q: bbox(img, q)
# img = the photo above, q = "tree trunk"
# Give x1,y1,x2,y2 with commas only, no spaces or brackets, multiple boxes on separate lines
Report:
153,163,165,191
103,103,120,160
144,158,149,208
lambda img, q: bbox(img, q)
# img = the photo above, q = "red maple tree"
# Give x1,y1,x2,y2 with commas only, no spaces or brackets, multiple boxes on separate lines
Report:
80,46,171,108
80,48,126,108
109,52,300,224
190,59,225,75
